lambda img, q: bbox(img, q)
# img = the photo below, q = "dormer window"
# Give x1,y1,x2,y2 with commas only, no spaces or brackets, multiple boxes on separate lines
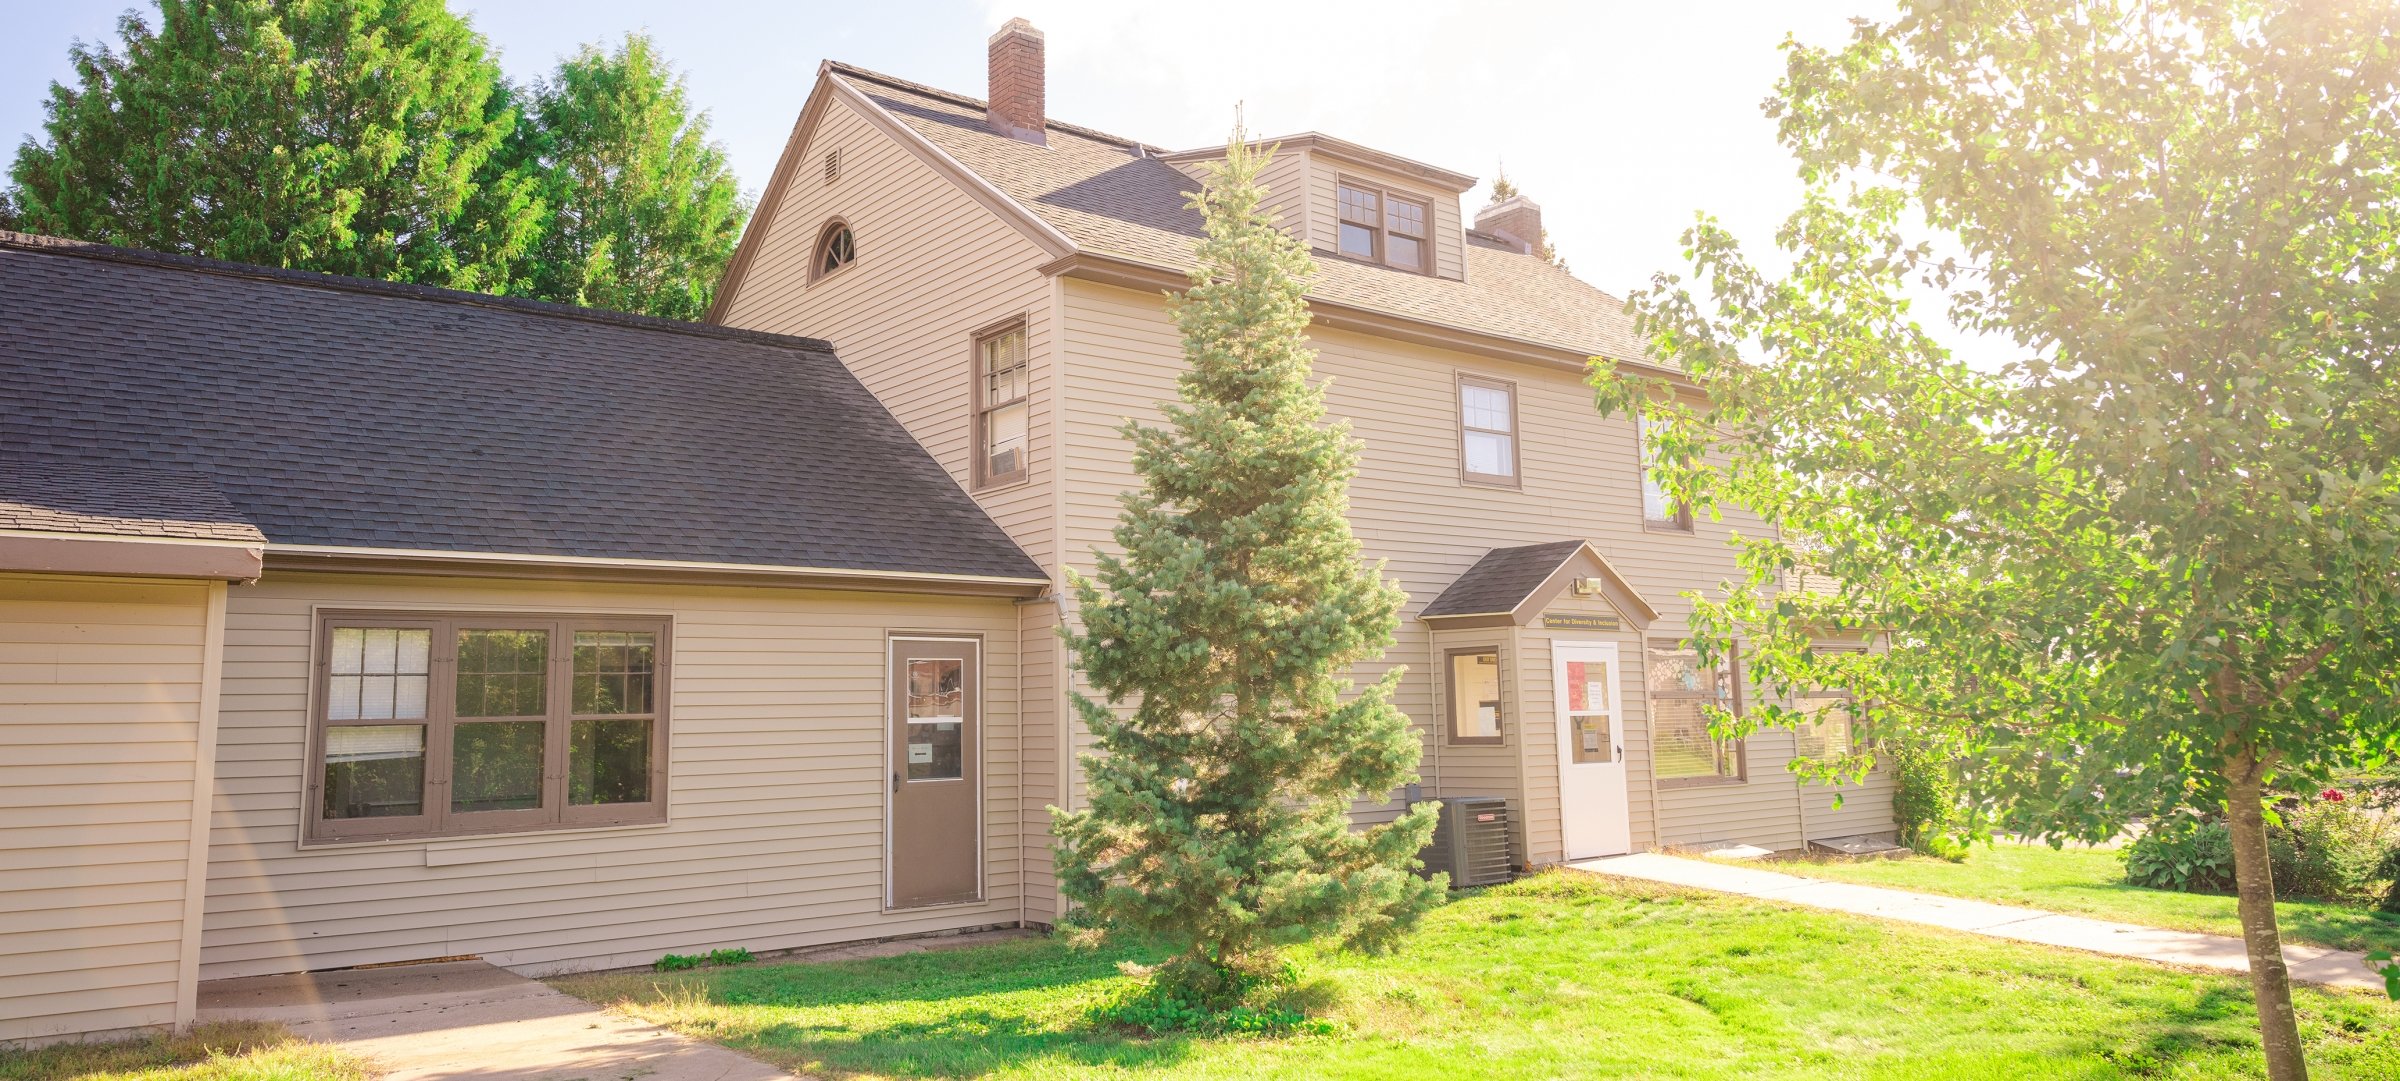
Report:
813,220,856,281
1336,180,1430,273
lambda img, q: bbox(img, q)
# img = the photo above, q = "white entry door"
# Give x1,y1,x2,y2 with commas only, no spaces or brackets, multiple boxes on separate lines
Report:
1554,641,1631,858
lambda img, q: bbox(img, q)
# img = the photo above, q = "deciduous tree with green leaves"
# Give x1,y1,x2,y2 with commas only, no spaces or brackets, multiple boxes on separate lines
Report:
504,34,746,320
1052,130,1441,1008
1596,3,2400,1078
7,0,538,290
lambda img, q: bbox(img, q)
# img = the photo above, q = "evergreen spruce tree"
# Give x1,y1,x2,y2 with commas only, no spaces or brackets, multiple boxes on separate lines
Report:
1052,129,1442,1005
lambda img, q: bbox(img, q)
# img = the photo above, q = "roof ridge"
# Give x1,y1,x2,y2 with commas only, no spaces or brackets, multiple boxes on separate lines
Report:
0,231,837,354
825,61,1170,155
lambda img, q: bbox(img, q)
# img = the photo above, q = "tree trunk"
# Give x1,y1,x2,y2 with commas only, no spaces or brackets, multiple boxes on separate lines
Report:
2225,753,2308,1081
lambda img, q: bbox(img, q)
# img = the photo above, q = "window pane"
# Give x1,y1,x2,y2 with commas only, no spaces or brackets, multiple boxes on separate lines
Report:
1464,430,1514,478
1386,198,1427,237
1796,696,1854,758
574,631,657,715
1569,713,1614,764
906,720,964,780
984,329,1028,402
1339,221,1376,259
985,401,1028,479
1566,659,1611,713
323,724,425,819
1337,184,1378,224
1460,384,1512,432
1448,651,1501,740
1647,642,1724,699
1640,415,1680,524
451,721,545,813
328,627,430,721
907,659,964,718
570,718,652,805
1386,234,1422,270
456,629,548,718
1653,699,1735,779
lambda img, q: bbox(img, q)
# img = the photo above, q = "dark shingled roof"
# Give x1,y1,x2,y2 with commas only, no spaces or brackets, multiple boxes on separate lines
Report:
0,459,264,543
0,233,1044,582
1418,540,1589,619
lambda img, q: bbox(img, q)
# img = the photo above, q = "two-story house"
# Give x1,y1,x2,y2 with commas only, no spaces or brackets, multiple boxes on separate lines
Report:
709,19,1896,921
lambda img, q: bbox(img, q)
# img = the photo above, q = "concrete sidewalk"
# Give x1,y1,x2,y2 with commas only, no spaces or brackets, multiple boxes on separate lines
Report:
198,959,800,1081
1571,851,2386,993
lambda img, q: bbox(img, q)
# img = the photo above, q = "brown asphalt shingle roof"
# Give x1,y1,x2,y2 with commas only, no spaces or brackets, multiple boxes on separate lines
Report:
0,459,264,544
830,65,1652,364
0,233,1044,581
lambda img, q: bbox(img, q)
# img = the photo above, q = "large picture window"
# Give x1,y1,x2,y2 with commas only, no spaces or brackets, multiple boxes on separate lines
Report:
309,613,669,843
1649,638,1743,786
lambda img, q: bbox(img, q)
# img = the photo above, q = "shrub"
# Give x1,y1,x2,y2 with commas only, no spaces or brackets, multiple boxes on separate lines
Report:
1088,956,1339,1036
1887,739,1967,858
2122,816,2238,893
2267,797,2396,906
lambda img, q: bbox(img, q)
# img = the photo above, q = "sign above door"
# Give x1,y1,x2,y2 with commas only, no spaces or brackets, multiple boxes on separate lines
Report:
1542,612,1620,632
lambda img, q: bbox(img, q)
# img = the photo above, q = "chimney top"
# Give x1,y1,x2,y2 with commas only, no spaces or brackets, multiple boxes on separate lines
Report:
987,18,1047,146
1476,194,1544,257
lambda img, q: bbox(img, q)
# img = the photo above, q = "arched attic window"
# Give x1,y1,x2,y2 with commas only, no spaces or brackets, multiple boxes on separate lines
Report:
813,219,856,281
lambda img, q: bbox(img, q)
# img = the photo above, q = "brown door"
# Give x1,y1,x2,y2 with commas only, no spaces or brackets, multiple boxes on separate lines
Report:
888,637,981,908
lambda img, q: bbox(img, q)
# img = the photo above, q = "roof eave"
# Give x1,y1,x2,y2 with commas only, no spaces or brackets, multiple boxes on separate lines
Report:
0,530,264,581
263,544,1050,599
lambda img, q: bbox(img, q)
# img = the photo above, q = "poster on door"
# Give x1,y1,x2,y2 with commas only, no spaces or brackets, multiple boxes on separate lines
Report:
1566,659,1610,713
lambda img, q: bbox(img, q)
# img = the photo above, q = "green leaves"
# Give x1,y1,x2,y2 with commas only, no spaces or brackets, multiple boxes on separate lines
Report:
1053,127,1439,983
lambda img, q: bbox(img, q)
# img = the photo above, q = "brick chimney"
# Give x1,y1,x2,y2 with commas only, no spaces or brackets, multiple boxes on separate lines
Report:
1476,195,1543,256
987,18,1047,146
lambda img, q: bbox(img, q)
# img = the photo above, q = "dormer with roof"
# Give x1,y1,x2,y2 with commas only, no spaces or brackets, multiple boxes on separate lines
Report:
709,19,1895,920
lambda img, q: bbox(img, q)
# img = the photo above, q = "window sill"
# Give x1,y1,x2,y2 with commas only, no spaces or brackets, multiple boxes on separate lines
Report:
1641,520,1696,534
972,473,1033,495
1459,474,1521,491
1318,248,1434,277
1656,776,1747,790
1446,737,1506,748
298,815,672,855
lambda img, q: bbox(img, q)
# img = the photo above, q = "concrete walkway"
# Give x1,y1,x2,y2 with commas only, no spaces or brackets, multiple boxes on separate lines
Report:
1571,851,2386,993
198,959,800,1081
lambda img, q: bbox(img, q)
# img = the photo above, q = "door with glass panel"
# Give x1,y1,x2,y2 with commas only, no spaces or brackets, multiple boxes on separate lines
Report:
888,637,981,908
1552,641,1632,859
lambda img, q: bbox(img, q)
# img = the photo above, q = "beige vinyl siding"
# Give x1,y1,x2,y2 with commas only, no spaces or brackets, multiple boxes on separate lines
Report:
202,573,1022,980
1,574,220,1044
1512,592,1654,864
1059,278,1874,856
1304,160,1466,281
717,92,1069,918
1425,627,1524,864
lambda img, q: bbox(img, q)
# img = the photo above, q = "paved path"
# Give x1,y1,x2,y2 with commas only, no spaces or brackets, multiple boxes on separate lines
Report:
198,959,799,1081
1571,851,2385,993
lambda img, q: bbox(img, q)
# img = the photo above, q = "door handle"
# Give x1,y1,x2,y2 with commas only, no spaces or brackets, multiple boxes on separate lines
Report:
892,771,900,793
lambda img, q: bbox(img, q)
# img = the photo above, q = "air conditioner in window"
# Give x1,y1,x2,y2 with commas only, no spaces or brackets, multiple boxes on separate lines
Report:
1412,794,1516,888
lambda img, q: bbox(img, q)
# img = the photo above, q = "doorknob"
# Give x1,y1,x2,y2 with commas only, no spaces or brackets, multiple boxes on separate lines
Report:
892,771,900,793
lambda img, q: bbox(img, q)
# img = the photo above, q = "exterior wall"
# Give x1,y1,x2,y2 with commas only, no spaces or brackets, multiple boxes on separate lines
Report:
1058,277,1885,857
716,91,1068,919
1302,157,1467,282
0,574,222,1044
202,572,1025,980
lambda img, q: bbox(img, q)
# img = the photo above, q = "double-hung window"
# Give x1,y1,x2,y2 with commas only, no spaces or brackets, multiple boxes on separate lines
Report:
1458,374,1519,487
1336,180,1431,273
309,613,669,843
1649,638,1743,786
975,321,1030,488
1639,414,1693,531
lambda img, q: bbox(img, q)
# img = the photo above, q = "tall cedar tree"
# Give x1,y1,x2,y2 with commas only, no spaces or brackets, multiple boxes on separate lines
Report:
506,34,746,320
7,0,537,290
1597,3,2400,1077
1053,132,1442,994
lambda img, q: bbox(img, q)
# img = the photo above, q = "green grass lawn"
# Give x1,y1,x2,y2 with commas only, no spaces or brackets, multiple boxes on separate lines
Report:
1754,841,2400,955
554,873,2400,1080
0,1022,373,1081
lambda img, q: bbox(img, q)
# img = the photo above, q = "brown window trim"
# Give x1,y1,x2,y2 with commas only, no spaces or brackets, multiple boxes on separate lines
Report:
304,610,671,845
1443,645,1507,746
1649,636,1746,788
1333,176,1434,274
1456,372,1522,489
1637,415,1695,532
811,218,857,283
971,317,1033,490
